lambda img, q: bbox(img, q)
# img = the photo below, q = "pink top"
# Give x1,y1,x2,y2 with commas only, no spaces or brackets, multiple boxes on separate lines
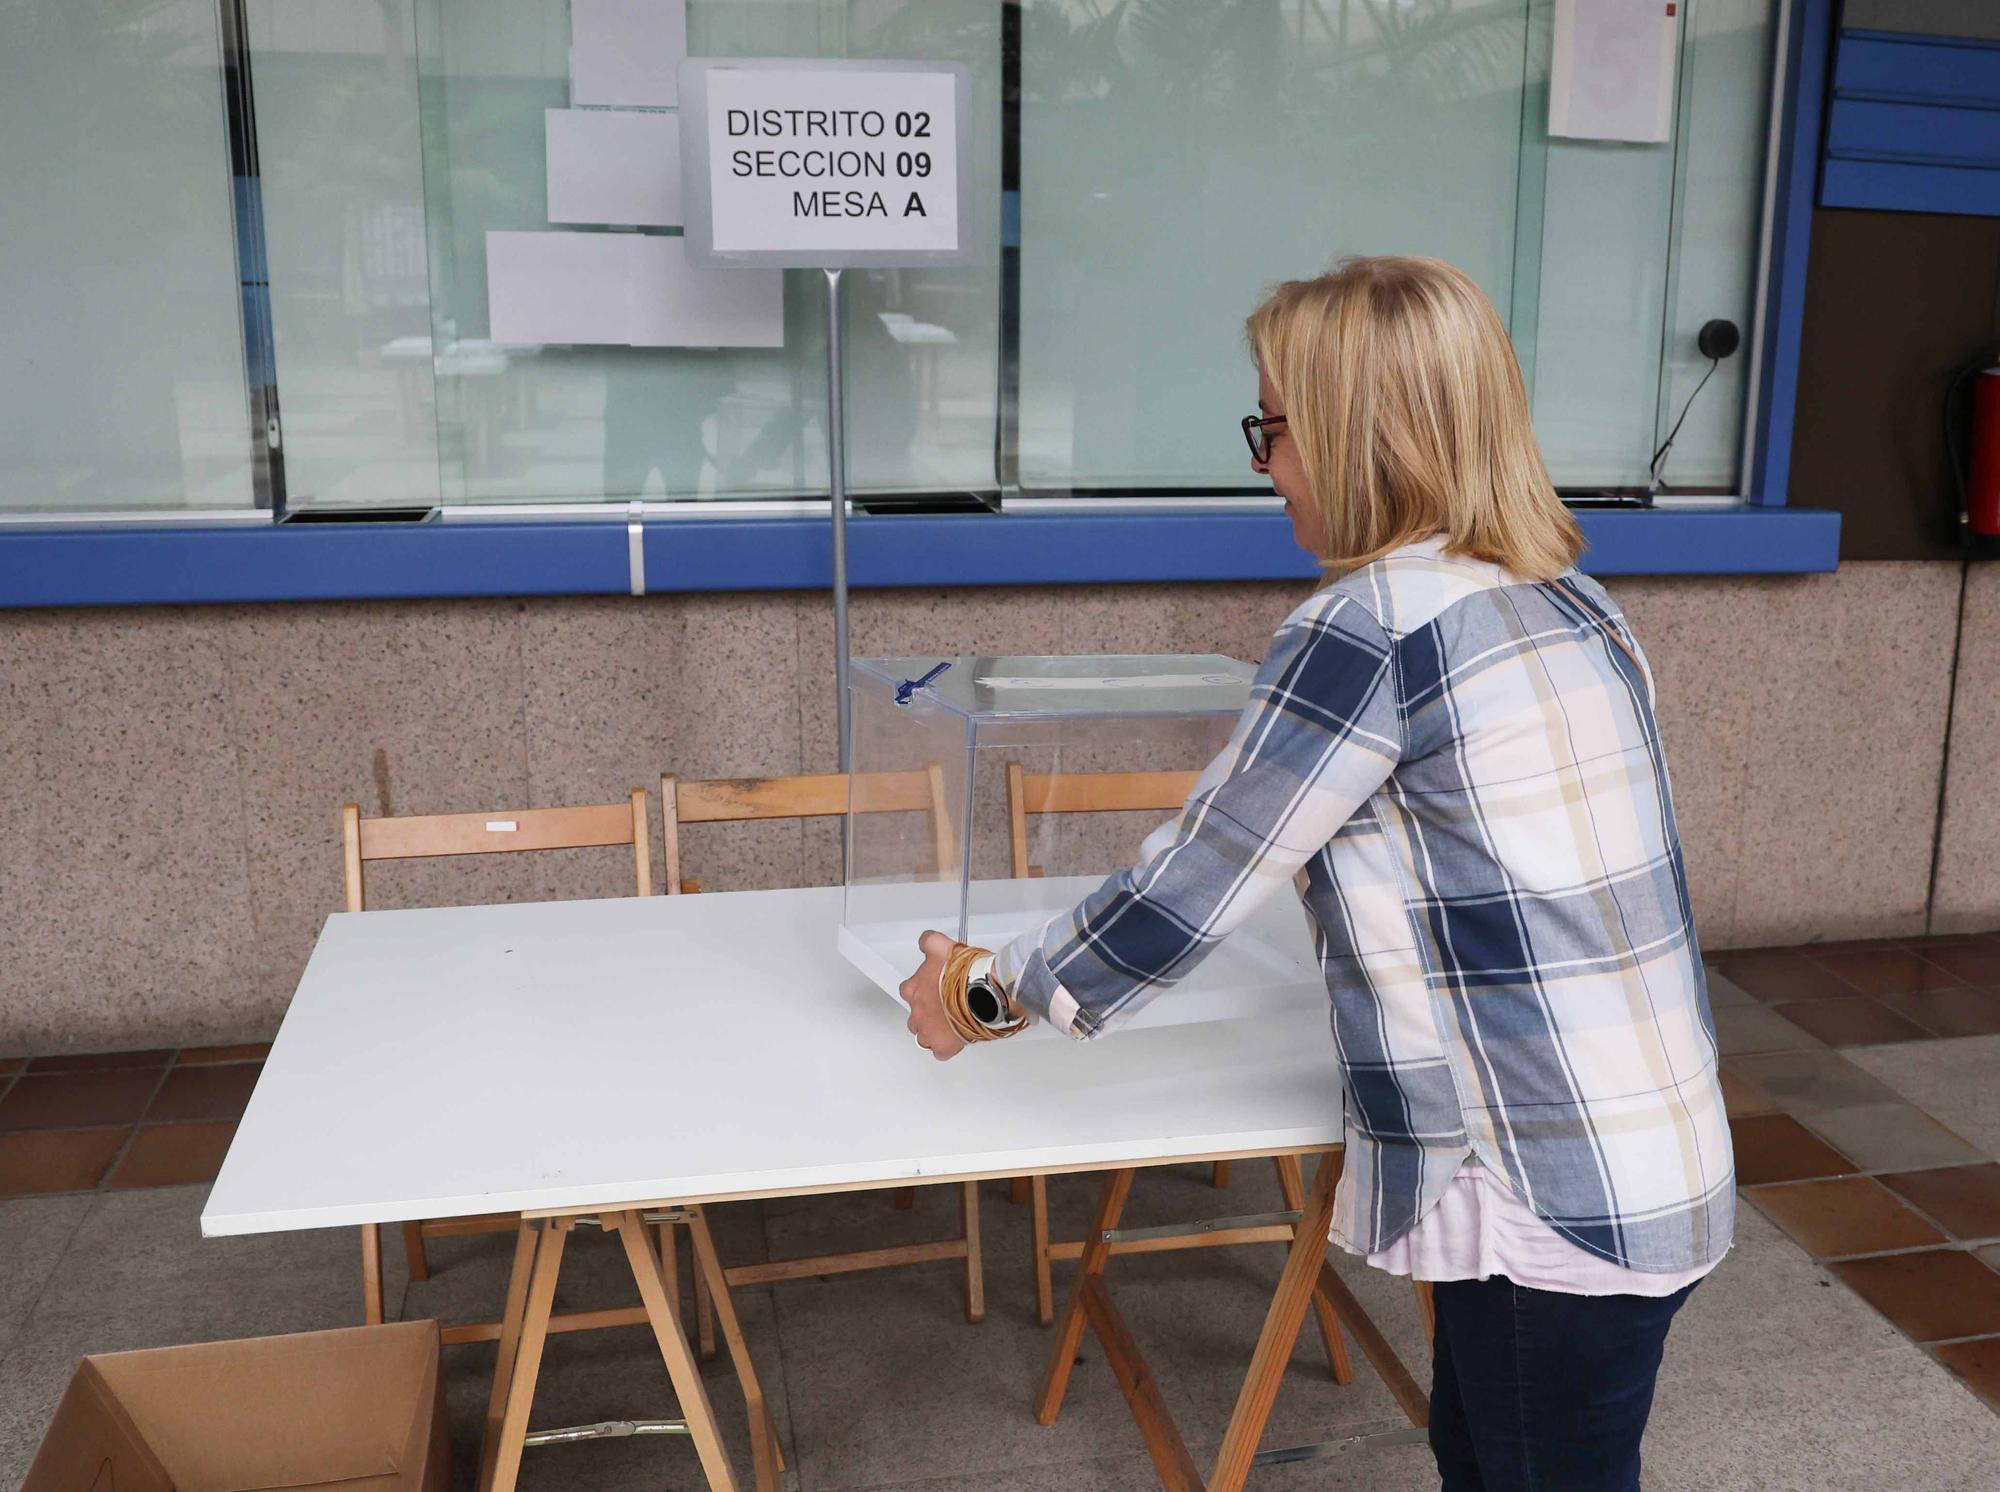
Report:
1348,1160,1722,1298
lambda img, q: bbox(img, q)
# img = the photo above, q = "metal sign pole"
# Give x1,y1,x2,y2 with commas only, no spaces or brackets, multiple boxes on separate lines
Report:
678,58,970,774
824,266,852,771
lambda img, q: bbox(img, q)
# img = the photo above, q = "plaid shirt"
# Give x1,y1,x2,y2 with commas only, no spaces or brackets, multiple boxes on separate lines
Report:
995,537,1734,1272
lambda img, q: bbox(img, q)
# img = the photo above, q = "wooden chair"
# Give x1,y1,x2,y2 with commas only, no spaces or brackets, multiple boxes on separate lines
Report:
1003,764,1431,1360
342,791,676,1344
1006,767,1235,1172
661,769,989,1328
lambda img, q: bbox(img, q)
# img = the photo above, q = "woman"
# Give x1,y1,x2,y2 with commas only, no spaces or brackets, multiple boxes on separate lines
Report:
901,256,1732,1491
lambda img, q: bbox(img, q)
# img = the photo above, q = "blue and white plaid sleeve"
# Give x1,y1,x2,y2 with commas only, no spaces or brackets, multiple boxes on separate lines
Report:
994,595,1402,1038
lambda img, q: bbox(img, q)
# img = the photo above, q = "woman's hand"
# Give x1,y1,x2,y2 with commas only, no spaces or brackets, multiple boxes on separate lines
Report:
899,929,966,1062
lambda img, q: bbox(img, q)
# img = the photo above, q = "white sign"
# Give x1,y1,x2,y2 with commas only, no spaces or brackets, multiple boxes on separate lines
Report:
570,0,687,108
485,231,782,348
545,108,683,227
1549,0,1679,144
679,58,972,268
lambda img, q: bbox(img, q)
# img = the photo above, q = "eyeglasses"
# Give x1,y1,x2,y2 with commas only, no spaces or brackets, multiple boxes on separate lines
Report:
1241,413,1287,464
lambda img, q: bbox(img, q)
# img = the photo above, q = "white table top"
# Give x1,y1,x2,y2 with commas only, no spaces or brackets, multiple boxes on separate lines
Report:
201,886,1344,1238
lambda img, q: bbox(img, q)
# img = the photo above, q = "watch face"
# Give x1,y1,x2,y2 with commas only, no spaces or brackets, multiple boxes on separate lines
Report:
968,981,1001,1026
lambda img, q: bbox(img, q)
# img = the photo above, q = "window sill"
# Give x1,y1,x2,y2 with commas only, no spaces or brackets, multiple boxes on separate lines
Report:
0,503,1841,608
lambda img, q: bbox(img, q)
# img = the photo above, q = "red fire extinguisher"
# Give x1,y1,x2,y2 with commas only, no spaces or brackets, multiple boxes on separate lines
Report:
1965,365,2000,540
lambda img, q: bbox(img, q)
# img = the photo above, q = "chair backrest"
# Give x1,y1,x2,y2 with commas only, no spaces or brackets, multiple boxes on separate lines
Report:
661,769,953,893
1003,764,1198,879
340,790,652,912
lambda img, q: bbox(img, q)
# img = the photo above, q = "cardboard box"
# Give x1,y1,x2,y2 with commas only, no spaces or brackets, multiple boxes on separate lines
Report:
23,1320,449,1492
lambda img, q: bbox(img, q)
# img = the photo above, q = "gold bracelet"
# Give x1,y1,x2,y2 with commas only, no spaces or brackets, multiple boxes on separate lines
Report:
939,942,1026,1043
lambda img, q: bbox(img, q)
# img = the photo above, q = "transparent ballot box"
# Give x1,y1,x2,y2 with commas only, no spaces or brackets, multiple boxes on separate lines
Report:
840,655,1325,1037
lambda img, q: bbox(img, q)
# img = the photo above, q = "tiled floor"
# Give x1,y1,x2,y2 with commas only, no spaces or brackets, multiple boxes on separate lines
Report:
0,1044,266,1198
6,937,2000,1488
1712,934,2000,1418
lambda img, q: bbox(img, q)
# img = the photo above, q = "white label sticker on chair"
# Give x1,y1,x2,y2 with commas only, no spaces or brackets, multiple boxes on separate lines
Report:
486,820,519,832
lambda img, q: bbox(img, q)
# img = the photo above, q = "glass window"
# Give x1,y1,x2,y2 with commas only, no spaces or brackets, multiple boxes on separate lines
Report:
1018,0,1777,501
1521,0,1776,494
410,0,1002,509
9,0,1777,522
246,0,442,511
0,0,255,515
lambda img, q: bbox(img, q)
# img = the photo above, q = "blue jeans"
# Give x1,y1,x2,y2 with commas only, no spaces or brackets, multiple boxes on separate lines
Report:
1427,1275,1698,1491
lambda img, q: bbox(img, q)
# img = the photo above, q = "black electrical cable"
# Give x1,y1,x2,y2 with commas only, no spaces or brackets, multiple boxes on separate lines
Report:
1647,356,1718,493
1930,351,1987,926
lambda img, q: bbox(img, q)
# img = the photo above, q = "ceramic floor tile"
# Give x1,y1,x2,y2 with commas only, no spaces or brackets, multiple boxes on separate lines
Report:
1920,942,2000,987
144,1062,261,1123
1713,1004,1824,1057
175,1043,272,1066
107,1122,237,1190
395,1226,531,1331
1932,1337,2000,1414
1724,1049,1901,1113
13,1184,360,1344
1,1166,1997,1491
1769,996,1934,1048
1744,1176,1945,1258
827,1455,1232,1492
1711,953,1855,1004
1641,1343,2000,1492
841,1449,1442,1492
0,1059,23,1076
0,1129,129,1198
1849,1035,2000,1159
0,1195,94,1364
0,1328,77,1477
1879,1165,2000,1242
0,1069,161,1132
1811,948,1963,997
1658,1206,1905,1382
1799,1104,1989,1173
765,1174,1425,1492
1877,987,2000,1039
1703,969,1758,1008
1719,1067,1778,1118
23,1049,174,1075
1731,1114,1858,1186
769,1263,1146,1489
1829,1249,2000,1342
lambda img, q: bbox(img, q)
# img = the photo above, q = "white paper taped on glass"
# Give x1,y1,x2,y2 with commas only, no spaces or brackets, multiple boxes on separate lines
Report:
839,654,1326,1039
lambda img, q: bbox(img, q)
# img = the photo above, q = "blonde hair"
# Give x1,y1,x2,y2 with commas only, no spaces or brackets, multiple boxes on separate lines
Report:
1246,256,1582,581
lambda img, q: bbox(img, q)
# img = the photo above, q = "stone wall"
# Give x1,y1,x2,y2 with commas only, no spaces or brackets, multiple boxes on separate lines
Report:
0,562,1986,1053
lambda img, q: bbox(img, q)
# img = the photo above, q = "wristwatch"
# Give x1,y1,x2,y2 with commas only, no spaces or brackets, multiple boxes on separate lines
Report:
963,955,1015,1031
